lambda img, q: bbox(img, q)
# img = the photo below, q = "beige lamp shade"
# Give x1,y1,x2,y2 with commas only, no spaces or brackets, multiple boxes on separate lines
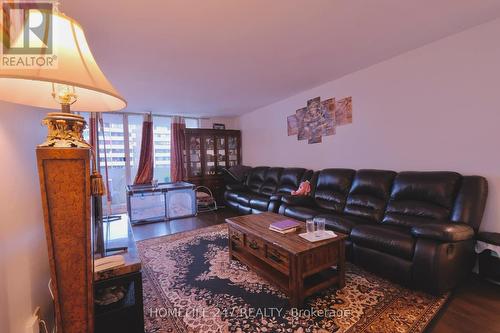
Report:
0,12,126,112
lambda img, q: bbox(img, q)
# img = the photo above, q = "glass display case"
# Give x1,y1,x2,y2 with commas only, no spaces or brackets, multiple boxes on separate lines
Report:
126,182,196,224
127,191,165,222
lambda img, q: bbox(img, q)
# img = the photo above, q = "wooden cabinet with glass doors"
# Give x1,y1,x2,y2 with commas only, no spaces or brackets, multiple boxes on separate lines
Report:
184,129,241,205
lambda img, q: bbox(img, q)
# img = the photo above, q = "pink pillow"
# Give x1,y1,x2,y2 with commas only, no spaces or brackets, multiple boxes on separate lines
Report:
291,180,311,196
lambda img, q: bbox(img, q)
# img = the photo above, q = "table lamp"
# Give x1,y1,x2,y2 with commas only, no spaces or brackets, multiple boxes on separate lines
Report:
0,4,126,332
0,5,126,146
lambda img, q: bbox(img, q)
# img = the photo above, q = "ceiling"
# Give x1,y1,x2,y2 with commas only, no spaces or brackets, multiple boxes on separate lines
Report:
62,0,500,117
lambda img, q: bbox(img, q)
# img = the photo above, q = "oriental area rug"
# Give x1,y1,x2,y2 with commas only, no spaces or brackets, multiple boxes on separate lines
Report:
137,224,448,333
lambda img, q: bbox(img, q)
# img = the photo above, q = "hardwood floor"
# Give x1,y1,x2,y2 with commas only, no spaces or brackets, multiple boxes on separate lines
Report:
427,275,500,333
132,209,500,333
132,208,238,241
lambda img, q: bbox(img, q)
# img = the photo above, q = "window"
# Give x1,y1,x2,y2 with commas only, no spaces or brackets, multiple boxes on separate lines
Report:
153,116,172,183
185,118,199,128
127,115,144,176
82,113,199,214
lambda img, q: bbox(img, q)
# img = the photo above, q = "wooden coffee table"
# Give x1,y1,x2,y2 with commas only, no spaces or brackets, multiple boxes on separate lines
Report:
226,212,347,307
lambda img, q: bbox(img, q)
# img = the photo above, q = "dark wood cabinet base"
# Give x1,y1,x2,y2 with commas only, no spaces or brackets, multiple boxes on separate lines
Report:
95,271,144,333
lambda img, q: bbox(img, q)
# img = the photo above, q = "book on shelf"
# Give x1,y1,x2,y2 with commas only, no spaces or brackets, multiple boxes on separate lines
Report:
269,219,301,231
94,255,125,273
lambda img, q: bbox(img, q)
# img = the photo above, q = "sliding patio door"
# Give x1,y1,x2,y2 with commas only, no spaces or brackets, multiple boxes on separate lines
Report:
98,113,128,214
153,116,172,183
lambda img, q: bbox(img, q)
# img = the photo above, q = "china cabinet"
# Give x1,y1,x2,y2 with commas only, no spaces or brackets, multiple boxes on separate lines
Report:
184,129,241,204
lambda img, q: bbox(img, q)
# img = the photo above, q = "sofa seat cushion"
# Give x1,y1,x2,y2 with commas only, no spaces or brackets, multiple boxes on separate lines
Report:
351,224,415,260
236,192,253,205
283,206,320,221
226,199,239,211
225,190,242,202
236,192,267,206
249,196,271,211
317,213,372,235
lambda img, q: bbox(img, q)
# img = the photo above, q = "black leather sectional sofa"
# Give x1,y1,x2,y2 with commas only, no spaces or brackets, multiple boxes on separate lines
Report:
225,167,488,294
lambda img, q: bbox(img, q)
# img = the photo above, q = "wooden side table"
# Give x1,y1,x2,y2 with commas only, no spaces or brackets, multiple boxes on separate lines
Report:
477,232,500,285
94,219,144,333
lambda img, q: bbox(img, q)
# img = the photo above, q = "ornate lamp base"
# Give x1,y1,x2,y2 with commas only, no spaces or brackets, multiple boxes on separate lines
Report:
39,112,90,148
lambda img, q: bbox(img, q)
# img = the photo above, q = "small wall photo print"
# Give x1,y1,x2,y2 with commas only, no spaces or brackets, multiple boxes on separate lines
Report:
287,115,298,136
335,96,353,126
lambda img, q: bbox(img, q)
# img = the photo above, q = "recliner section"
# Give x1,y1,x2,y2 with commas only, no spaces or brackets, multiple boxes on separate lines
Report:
224,166,313,214
382,172,461,228
225,167,488,295
344,169,396,222
279,169,355,220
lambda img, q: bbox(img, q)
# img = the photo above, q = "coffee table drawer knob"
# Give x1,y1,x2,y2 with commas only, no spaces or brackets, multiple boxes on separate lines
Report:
249,241,260,250
269,250,283,263
269,254,283,263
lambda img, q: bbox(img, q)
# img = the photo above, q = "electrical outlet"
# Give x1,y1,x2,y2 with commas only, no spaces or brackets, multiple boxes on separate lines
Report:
25,306,41,333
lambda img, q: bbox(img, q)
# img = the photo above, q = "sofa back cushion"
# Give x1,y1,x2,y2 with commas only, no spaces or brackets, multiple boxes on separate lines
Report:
276,168,308,193
383,171,461,228
313,169,355,212
301,169,314,182
259,167,284,195
344,169,396,222
246,167,270,193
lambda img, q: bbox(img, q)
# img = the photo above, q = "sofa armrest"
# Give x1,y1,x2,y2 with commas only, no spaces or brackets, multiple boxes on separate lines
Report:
281,194,315,206
226,183,248,192
411,223,474,242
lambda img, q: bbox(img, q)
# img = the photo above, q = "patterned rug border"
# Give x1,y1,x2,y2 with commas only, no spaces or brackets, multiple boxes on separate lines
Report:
137,223,450,333
137,223,228,246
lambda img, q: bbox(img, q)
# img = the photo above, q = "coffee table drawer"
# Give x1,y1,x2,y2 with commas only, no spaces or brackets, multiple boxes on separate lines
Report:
229,228,245,247
266,243,289,271
301,245,339,276
246,235,266,258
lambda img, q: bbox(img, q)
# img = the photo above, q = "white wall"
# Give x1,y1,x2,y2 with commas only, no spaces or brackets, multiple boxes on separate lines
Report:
237,18,500,233
0,104,53,332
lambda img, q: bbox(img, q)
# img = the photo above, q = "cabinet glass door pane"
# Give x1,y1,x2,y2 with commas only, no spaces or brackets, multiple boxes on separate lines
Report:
228,136,239,167
204,136,216,176
216,136,226,173
188,136,202,177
